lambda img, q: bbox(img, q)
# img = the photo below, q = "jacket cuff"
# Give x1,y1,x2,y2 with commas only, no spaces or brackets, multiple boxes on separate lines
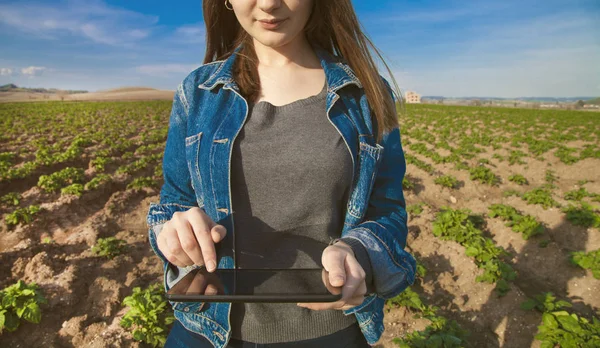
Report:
331,237,375,294
146,202,199,227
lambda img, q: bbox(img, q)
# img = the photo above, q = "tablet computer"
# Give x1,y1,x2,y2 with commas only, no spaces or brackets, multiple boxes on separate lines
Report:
166,267,343,303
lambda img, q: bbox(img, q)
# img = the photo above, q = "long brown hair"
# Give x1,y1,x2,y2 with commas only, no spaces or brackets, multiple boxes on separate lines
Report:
202,0,403,143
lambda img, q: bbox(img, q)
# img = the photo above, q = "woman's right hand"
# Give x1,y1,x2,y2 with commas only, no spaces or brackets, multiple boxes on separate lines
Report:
157,207,227,272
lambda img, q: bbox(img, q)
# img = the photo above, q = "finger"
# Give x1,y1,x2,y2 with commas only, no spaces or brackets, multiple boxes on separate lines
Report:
188,221,217,273
158,224,188,268
187,270,209,294
169,218,197,266
322,247,347,287
204,283,219,295
339,296,365,310
322,269,342,295
340,256,365,303
298,301,340,311
174,219,205,267
211,224,227,244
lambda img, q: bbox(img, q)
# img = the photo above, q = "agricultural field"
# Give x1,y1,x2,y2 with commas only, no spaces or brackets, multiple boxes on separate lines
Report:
0,101,598,347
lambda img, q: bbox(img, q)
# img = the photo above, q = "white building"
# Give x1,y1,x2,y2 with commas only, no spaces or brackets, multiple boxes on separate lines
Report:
405,91,421,104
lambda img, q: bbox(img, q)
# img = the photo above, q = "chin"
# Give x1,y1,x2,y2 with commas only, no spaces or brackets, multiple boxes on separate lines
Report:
254,34,292,48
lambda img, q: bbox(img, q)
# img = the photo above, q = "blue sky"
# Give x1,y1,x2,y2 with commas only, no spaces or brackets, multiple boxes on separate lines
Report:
0,0,598,98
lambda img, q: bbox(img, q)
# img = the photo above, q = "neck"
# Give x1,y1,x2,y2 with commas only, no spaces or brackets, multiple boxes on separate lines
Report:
252,34,316,68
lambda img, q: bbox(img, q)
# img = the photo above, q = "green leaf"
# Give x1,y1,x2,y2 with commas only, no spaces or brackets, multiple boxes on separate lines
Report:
22,303,41,323
542,313,559,329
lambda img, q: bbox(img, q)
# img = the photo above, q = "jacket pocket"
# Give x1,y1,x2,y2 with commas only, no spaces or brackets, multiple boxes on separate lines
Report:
185,132,204,208
347,141,384,223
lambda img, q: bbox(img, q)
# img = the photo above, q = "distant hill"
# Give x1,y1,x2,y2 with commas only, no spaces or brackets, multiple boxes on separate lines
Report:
0,83,87,94
422,96,596,103
97,87,158,93
586,97,600,105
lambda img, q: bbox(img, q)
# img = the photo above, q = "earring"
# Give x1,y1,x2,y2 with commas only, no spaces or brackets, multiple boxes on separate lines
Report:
224,0,233,10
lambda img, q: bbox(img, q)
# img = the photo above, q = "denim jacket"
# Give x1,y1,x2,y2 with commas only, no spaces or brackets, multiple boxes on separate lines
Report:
146,41,416,347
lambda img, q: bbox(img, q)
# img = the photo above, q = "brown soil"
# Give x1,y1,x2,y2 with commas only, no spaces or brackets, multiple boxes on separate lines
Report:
0,115,598,347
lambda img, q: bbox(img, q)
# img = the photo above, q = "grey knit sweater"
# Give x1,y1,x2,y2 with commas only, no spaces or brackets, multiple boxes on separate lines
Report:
228,81,373,343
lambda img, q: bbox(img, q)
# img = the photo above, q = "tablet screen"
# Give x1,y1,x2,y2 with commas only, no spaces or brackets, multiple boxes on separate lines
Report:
167,268,338,296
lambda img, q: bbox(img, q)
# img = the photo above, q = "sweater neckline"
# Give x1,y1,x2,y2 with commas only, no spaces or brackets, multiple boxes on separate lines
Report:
252,81,327,112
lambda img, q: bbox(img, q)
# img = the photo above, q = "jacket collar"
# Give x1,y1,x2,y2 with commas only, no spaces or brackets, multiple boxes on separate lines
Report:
198,41,362,92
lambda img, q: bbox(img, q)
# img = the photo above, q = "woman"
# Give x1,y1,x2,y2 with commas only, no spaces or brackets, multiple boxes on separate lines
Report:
146,0,416,347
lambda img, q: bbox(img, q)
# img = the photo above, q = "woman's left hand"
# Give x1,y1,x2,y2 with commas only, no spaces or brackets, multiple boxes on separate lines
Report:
297,241,367,311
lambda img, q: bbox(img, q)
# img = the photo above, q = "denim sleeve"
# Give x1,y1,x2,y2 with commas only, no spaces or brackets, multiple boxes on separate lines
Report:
146,84,204,289
341,77,416,305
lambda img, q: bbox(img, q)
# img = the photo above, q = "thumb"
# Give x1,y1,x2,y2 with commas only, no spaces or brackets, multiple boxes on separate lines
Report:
323,250,346,287
211,224,227,243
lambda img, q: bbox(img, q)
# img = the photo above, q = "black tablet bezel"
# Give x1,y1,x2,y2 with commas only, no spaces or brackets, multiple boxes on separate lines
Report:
165,267,343,303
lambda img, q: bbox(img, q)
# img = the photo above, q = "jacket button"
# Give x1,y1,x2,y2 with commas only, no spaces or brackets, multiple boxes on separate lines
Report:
183,307,189,312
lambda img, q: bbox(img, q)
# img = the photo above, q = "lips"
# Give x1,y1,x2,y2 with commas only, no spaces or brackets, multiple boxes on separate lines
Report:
259,18,285,24
258,18,287,30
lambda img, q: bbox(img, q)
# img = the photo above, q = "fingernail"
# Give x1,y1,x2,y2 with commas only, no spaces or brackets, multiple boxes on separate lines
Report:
207,260,216,272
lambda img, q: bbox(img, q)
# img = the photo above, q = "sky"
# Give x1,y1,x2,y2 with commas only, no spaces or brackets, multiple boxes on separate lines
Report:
0,0,599,98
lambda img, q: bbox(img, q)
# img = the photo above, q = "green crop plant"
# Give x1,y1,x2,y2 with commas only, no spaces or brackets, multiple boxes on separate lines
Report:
511,215,545,240
522,187,560,210
4,205,41,226
468,165,500,186
503,189,521,198
0,192,21,206
564,187,590,201
434,175,459,189
402,177,415,191
0,280,48,333
508,150,527,165
521,292,600,347
388,288,469,348
407,203,424,218
61,183,84,197
492,153,505,162
405,153,435,175
90,156,112,172
91,237,127,259
545,169,558,188
37,167,85,193
433,207,516,295
127,177,158,190
153,164,163,178
521,292,571,313
570,249,600,279
508,174,528,185
387,287,436,317
122,151,135,160
454,161,469,171
562,202,600,228
84,174,113,191
488,204,544,240
120,283,175,347
555,146,579,164
580,144,600,160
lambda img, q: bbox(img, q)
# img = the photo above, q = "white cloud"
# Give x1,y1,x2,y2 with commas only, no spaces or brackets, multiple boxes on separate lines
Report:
174,23,205,44
376,8,600,97
0,68,13,76
0,0,159,46
21,66,47,76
